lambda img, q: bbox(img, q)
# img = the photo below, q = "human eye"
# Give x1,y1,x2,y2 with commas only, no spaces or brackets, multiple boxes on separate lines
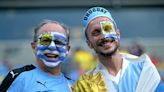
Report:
39,37,52,46
102,23,114,33
104,25,111,32
54,39,66,46
91,29,101,36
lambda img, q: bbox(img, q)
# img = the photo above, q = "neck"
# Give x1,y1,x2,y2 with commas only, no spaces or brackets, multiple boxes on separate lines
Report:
98,50,123,76
37,59,61,76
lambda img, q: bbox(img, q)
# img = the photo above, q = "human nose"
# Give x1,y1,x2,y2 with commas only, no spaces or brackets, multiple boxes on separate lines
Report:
100,32,108,39
47,41,57,50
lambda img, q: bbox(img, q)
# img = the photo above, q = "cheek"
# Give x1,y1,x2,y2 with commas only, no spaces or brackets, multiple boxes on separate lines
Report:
36,45,47,52
35,49,43,56
93,36,101,44
112,41,119,48
88,37,101,48
57,46,67,53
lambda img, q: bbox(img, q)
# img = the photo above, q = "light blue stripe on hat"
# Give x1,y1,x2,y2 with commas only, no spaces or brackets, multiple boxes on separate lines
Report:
83,7,117,31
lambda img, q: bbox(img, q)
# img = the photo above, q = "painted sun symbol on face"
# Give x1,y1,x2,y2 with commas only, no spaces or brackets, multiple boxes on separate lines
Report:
39,32,52,46
101,21,114,34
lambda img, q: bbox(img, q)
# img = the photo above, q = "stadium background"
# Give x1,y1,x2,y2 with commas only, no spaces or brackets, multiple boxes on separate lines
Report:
0,0,164,82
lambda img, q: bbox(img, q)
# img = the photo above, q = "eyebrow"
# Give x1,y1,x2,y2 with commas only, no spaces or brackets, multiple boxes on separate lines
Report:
53,34,67,41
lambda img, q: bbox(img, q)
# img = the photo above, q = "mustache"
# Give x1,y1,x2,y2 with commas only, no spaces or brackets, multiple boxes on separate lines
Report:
97,37,115,46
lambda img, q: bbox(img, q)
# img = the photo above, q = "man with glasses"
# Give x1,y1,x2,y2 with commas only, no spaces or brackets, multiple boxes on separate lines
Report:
5,20,73,92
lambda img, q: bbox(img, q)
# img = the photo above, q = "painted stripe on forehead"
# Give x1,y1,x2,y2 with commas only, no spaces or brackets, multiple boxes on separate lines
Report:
51,32,66,37
38,32,66,39
53,34,67,41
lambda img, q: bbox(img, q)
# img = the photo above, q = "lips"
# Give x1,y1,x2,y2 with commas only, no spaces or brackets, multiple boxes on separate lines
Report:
101,43,111,50
97,38,114,47
44,53,59,59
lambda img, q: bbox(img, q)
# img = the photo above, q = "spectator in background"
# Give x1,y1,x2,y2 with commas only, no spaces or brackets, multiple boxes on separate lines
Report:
73,47,98,75
129,41,158,65
129,41,145,56
0,58,12,84
61,47,98,82
119,45,130,54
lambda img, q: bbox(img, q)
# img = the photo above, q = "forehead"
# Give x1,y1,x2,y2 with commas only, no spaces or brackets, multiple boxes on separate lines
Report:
37,23,66,36
86,17,114,33
89,17,113,27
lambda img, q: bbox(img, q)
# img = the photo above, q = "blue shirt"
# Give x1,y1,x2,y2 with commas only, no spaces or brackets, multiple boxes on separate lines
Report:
7,67,73,92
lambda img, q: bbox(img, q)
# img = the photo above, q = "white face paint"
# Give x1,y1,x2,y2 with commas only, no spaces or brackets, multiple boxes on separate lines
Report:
36,32,68,68
100,21,118,41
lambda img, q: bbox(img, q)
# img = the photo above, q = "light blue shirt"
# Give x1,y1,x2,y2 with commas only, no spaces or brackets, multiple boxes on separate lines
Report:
7,66,72,92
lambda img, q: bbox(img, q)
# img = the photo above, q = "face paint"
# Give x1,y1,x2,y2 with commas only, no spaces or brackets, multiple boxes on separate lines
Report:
100,21,118,41
36,32,68,68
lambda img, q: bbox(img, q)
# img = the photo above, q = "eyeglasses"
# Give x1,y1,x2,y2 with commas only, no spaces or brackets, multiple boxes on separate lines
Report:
37,32,67,47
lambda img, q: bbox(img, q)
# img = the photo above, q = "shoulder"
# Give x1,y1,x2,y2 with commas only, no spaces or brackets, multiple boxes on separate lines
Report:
122,53,152,63
122,53,153,68
18,67,37,78
6,65,36,91
11,66,37,84
14,65,38,81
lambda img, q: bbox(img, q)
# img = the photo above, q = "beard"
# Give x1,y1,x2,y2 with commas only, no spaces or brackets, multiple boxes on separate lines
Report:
98,44,119,57
94,39,119,57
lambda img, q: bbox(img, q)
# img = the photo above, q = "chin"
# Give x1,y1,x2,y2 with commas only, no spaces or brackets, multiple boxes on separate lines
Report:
99,45,119,57
42,59,62,68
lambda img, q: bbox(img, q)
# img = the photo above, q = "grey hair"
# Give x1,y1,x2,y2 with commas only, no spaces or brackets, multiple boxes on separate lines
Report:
33,19,70,44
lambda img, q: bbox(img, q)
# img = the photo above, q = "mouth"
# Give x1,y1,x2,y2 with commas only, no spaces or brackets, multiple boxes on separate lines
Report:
97,37,114,47
44,53,59,60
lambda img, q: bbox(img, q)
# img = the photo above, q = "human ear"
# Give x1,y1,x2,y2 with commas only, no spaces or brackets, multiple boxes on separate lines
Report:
31,42,36,50
116,29,120,40
86,40,93,49
66,44,70,55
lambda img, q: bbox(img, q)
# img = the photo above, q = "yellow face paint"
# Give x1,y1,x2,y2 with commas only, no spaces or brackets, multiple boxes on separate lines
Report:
39,32,52,46
100,21,115,34
100,21,117,40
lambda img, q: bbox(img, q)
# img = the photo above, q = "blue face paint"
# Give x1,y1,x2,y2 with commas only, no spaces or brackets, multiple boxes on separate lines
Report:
36,32,68,68
100,21,118,41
